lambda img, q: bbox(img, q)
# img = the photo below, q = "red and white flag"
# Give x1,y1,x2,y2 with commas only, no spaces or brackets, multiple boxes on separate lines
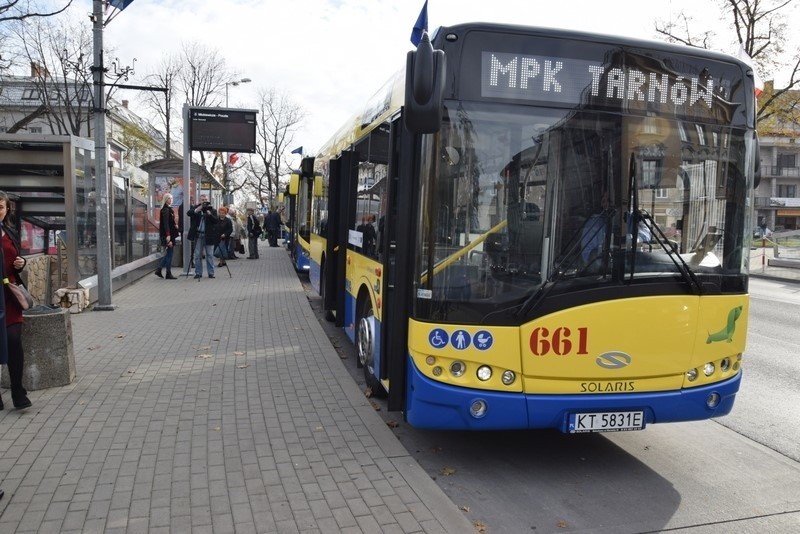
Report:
738,45,764,98
228,153,240,165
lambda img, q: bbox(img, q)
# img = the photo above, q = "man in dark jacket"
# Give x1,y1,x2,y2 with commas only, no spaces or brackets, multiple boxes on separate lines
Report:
246,208,262,259
187,194,219,278
266,208,281,247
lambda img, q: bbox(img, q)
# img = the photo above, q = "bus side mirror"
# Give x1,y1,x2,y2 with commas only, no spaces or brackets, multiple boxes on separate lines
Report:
404,31,446,134
301,156,315,177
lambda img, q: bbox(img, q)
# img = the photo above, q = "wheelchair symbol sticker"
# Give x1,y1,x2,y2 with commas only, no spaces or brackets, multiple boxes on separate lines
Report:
450,330,471,350
428,328,449,349
473,330,493,350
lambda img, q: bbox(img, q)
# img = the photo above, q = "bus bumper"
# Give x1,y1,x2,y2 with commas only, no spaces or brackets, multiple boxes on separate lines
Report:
404,358,741,431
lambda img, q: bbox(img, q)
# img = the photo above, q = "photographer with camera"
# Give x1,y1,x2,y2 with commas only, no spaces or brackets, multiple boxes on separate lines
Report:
187,194,220,279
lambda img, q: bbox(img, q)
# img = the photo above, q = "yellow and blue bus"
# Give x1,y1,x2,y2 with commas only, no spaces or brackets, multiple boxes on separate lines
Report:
300,23,758,432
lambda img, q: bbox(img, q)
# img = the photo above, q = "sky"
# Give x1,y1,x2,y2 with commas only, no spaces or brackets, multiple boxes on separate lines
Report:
72,0,799,160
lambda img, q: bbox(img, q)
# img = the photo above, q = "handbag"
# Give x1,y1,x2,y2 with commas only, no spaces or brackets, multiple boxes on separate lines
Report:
5,279,33,310
1,227,33,310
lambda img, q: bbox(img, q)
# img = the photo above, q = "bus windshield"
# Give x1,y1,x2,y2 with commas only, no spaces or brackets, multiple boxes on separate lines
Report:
413,100,749,323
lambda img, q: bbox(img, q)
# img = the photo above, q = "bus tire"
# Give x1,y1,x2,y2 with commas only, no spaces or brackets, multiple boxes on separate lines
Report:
356,296,386,397
320,259,335,322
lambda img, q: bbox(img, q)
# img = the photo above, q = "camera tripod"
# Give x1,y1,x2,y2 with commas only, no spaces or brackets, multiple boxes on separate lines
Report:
182,238,232,279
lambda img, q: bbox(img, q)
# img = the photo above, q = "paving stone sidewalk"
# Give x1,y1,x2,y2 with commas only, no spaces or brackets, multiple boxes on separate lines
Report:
0,241,473,533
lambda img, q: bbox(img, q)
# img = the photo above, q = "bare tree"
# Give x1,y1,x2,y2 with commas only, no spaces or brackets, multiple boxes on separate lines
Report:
0,1,73,70
656,0,800,122
0,0,72,23
243,88,304,207
175,41,231,170
139,53,181,157
9,13,94,135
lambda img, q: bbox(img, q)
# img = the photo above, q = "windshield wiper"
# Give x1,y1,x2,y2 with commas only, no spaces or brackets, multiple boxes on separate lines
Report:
636,208,703,294
511,207,616,318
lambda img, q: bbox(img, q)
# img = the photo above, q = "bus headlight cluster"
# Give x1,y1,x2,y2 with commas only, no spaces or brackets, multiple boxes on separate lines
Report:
686,354,741,383
425,357,517,386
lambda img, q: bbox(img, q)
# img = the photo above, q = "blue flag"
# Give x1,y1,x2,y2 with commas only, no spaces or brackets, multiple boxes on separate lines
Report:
108,0,135,10
291,146,303,155
410,1,428,46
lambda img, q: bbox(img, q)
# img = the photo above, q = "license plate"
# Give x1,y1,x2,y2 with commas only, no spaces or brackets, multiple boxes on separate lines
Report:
568,411,645,433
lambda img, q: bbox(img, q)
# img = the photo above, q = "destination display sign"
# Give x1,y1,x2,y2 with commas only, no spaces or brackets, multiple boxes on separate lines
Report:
476,48,744,123
189,108,257,153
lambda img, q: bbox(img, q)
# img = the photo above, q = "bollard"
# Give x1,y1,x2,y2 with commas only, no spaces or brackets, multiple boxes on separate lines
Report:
0,305,76,391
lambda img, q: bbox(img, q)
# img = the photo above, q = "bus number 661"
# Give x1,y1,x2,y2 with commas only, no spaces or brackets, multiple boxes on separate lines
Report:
530,327,588,356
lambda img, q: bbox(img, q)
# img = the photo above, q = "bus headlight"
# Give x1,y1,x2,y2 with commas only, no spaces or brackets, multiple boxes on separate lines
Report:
703,362,715,376
476,365,492,381
501,370,516,385
432,366,442,377
450,361,466,377
425,356,436,366
706,392,721,408
719,357,731,372
686,368,698,382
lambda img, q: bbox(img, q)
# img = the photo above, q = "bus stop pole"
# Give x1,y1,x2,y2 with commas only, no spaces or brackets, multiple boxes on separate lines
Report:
92,0,115,311
182,104,192,272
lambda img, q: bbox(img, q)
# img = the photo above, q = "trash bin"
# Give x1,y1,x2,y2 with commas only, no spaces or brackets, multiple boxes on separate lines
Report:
0,305,76,391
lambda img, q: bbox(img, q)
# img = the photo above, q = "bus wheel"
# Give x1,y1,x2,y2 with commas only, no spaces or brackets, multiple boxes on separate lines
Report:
320,260,335,322
356,298,386,397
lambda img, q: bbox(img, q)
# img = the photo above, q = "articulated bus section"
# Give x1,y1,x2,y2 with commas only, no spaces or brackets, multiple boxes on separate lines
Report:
405,295,746,431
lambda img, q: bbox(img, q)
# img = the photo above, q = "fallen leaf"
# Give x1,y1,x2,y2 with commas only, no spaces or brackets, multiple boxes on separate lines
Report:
87,345,101,351
197,354,213,359
234,351,245,356
115,334,126,339
460,505,470,512
237,364,249,369
430,446,443,453
386,420,400,428
370,401,380,411
365,387,373,398
211,338,220,341
557,520,568,528
439,467,456,476
212,426,221,432
474,520,487,533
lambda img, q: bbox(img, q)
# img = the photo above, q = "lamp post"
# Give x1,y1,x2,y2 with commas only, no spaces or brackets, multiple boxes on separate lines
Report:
223,77,251,204
225,77,251,107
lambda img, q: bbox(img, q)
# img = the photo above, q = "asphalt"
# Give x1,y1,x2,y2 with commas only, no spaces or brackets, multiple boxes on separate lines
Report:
0,240,474,533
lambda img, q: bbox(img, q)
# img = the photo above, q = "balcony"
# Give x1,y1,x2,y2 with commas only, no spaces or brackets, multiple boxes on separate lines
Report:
764,166,800,177
755,196,800,208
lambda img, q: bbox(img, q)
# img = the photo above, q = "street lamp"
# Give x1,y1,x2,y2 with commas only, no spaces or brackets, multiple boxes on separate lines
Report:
225,77,251,106
223,77,251,205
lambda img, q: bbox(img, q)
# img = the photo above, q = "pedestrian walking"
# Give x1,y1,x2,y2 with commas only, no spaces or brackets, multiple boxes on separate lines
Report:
155,193,179,279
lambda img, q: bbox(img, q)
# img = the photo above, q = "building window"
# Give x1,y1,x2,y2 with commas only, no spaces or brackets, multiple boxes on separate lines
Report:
21,88,39,100
29,126,42,133
777,184,797,198
695,124,706,145
655,188,668,199
642,159,659,188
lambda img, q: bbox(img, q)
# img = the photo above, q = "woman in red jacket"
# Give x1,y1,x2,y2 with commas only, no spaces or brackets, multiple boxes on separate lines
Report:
0,190,31,411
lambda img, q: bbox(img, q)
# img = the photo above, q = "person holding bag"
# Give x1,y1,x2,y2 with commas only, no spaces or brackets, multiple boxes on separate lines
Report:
0,190,31,410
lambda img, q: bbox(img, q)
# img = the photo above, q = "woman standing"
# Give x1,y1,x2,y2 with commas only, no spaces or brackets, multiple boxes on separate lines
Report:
155,193,179,279
0,190,31,410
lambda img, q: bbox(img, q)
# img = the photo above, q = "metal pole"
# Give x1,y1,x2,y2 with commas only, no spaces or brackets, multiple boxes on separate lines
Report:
92,0,115,310
182,103,192,272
